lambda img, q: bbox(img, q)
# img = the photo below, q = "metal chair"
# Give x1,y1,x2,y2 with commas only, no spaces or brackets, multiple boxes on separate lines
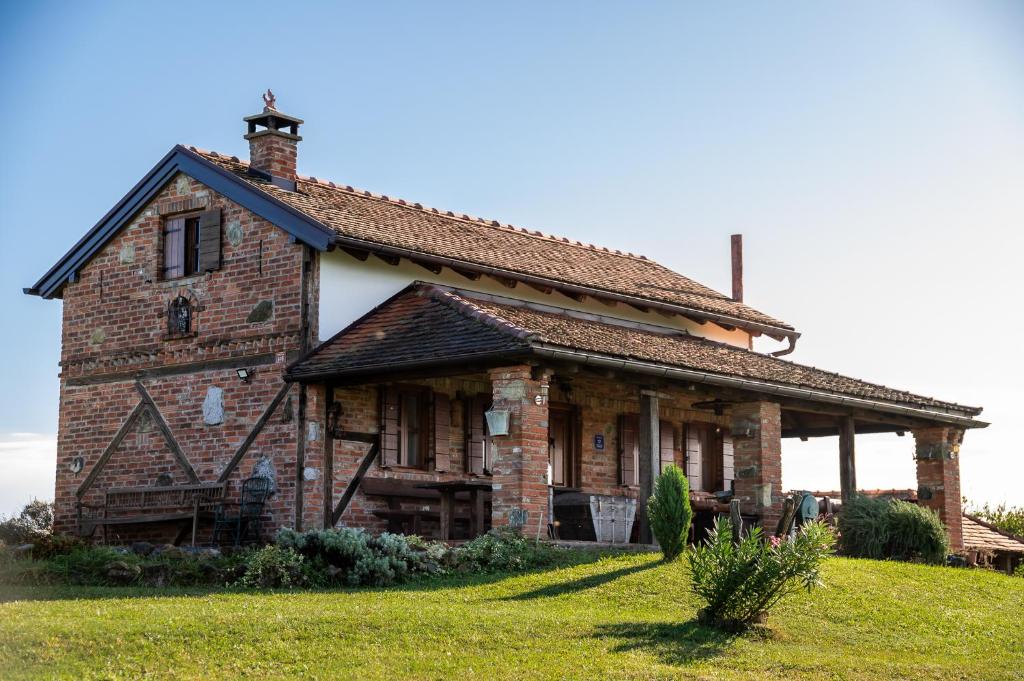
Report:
212,476,273,547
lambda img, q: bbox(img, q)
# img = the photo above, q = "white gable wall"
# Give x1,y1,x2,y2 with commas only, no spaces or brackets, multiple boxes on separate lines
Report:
318,250,754,348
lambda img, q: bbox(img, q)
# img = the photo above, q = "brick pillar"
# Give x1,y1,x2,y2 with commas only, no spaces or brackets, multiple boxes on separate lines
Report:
489,365,550,537
913,426,964,551
730,401,783,532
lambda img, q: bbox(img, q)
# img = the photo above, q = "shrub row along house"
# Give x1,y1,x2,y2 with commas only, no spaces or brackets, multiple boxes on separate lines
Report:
25,96,987,549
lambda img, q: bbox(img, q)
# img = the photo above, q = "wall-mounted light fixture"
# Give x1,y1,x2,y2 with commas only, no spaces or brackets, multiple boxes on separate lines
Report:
236,368,252,383
485,408,510,437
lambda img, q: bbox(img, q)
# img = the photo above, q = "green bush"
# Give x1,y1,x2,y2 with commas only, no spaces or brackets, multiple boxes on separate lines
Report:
0,500,54,545
236,545,306,588
450,528,564,573
966,500,1024,538
647,465,692,561
688,518,835,631
275,527,437,586
838,495,949,565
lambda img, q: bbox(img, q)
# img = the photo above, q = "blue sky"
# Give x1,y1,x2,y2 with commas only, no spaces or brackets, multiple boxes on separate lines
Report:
1,1,1022,515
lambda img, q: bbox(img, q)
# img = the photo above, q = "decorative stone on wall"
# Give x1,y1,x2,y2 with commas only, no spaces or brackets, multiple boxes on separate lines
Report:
202,386,224,426
89,328,106,346
118,243,135,264
246,300,274,323
226,219,243,247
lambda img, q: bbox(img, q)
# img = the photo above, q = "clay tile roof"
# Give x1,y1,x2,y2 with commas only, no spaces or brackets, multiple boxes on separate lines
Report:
962,515,1024,554
288,283,982,419
191,149,794,335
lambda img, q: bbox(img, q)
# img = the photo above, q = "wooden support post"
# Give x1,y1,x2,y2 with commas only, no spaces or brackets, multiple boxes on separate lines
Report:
637,390,660,544
775,495,798,538
729,499,742,546
322,382,335,529
839,416,857,503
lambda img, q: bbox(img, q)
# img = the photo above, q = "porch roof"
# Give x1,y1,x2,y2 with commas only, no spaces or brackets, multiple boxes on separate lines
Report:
287,283,984,427
962,515,1024,554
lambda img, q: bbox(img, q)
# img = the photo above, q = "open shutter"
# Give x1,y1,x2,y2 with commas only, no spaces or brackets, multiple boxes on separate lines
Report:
433,392,451,472
465,394,487,475
685,424,704,492
197,208,222,272
618,414,638,486
163,217,185,279
659,420,675,475
722,433,735,493
380,386,400,467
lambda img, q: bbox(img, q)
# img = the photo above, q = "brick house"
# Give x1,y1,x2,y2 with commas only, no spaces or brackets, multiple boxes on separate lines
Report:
25,99,986,549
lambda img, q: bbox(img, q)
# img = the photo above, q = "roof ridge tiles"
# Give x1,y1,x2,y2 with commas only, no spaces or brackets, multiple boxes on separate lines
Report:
418,285,536,341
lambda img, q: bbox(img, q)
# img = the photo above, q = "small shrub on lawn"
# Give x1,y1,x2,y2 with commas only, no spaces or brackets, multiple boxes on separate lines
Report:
838,495,949,565
647,465,692,561
236,545,306,588
449,528,564,573
275,527,437,586
689,517,835,631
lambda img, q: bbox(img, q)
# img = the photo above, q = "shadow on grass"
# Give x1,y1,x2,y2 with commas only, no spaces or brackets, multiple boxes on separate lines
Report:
0,554,605,603
499,560,659,601
593,620,738,665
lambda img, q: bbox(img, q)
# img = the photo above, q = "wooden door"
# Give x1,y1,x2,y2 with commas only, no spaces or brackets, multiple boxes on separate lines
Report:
548,407,577,487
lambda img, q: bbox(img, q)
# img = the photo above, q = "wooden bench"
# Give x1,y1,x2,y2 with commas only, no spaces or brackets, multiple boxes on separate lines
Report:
78,483,228,545
360,478,477,538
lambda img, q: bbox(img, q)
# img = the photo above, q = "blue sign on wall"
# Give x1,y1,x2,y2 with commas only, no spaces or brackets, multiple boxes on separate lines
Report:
594,434,605,450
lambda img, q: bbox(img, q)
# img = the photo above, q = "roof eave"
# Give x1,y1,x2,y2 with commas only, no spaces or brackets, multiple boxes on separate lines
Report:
325,234,801,342
529,343,986,428
25,145,336,300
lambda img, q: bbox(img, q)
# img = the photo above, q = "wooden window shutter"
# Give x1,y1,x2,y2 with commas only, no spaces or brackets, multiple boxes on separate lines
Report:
659,420,675,475
197,208,222,272
465,394,488,475
433,392,451,472
684,424,704,492
163,217,185,279
380,386,400,467
722,433,735,492
618,414,638,486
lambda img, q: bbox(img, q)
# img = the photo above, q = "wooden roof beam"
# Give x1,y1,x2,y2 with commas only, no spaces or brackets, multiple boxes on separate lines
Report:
373,252,401,266
340,247,369,261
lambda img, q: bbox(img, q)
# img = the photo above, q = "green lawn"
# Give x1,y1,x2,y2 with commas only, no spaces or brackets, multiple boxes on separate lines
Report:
1,554,1021,680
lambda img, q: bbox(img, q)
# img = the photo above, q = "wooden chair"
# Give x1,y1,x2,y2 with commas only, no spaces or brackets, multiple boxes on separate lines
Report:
213,476,273,547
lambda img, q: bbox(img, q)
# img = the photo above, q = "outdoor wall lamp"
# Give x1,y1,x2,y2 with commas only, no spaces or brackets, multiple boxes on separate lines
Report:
484,408,510,436
236,368,253,383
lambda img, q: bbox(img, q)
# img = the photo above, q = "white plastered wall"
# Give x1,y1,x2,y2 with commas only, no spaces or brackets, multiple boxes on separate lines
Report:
318,250,754,348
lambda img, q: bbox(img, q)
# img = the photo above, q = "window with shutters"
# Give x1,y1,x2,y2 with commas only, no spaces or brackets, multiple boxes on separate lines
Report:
683,423,733,493
618,414,639,486
465,393,491,475
381,385,431,470
162,209,221,280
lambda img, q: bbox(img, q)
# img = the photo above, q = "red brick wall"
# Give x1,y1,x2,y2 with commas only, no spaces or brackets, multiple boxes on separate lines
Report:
248,134,298,181
913,426,964,551
54,172,311,540
729,401,783,531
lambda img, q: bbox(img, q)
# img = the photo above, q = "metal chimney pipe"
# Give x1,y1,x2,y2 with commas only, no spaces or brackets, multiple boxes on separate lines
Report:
731,234,743,302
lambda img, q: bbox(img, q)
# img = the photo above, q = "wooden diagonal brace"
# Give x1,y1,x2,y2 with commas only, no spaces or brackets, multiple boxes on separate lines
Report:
217,382,293,483
76,400,147,499
135,381,199,484
331,439,380,526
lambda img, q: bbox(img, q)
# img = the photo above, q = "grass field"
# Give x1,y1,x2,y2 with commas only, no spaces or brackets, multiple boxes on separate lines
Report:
1,553,1021,680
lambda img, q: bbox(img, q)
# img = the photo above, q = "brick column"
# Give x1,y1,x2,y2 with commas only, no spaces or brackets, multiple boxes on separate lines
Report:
489,365,550,537
730,401,783,532
913,426,964,551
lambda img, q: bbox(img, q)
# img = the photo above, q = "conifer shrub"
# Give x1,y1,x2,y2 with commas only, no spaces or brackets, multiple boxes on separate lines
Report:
837,495,949,565
647,465,692,561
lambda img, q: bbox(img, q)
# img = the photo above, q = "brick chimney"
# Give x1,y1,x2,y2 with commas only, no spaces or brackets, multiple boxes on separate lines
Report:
243,90,303,189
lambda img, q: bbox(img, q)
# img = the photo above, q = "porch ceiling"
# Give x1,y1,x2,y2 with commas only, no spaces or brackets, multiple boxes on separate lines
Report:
287,283,986,430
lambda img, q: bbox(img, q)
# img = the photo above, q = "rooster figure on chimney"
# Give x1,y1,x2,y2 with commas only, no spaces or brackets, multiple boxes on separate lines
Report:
262,89,276,111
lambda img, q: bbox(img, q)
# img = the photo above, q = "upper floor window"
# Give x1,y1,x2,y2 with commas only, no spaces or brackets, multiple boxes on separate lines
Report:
163,216,201,279
162,209,222,280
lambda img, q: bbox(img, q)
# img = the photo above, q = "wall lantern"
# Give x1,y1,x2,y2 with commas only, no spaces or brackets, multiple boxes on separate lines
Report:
236,368,252,383
485,408,510,437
